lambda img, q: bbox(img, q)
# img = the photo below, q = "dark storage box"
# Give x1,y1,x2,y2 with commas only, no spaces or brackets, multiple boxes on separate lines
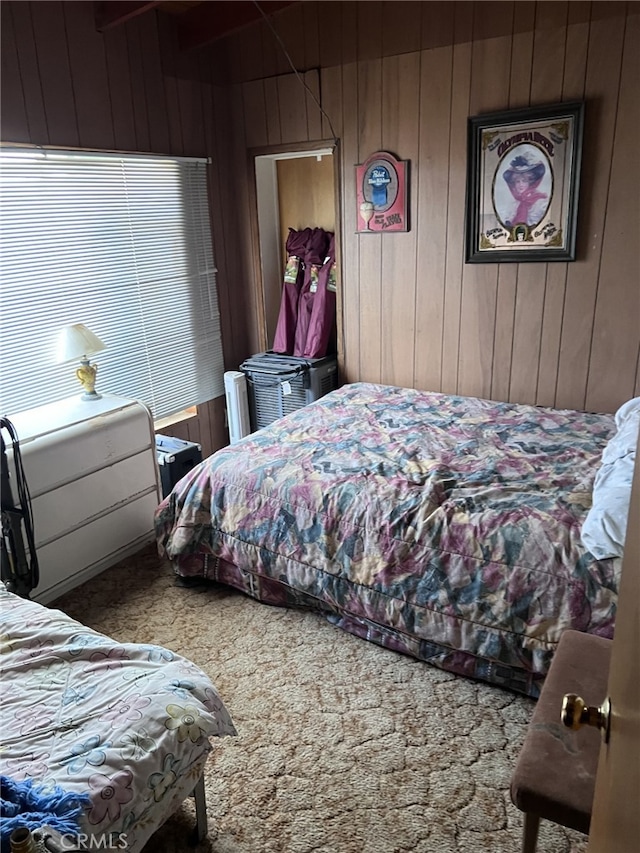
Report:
155,434,203,498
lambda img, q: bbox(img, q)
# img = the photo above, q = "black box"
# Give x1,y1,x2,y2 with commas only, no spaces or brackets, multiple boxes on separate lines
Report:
155,434,203,498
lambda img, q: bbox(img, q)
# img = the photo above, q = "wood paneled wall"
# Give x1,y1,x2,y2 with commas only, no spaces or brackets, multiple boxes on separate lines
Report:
1,0,260,457
3,1,639,438
219,0,640,414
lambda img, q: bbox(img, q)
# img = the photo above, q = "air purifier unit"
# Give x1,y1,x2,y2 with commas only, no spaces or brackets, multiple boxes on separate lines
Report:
240,352,338,431
224,370,252,444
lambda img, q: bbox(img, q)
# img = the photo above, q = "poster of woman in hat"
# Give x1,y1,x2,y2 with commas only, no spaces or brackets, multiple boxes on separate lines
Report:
465,102,584,263
493,146,552,233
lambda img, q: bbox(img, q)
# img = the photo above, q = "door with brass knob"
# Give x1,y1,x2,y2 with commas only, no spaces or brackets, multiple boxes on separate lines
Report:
587,431,640,852
562,693,611,742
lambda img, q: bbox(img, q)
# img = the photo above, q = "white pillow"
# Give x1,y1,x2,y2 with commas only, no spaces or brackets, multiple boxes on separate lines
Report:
581,397,640,559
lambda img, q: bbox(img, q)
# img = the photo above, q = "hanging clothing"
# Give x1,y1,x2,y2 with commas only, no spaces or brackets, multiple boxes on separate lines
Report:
272,228,312,355
293,228,330,358
303,233,336,359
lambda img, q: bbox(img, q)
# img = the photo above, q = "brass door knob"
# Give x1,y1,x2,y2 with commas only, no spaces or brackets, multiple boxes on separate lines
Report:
561,693,611,742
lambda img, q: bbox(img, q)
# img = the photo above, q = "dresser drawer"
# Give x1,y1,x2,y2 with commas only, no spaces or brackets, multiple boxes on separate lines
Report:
31,450,158,547
34,490,160,601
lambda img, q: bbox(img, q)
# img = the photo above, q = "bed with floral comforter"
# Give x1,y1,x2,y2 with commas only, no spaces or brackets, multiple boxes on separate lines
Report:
0,583,236,850
155,382,620,697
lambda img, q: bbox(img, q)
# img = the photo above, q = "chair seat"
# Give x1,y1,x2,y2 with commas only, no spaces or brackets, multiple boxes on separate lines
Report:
510,629,612,835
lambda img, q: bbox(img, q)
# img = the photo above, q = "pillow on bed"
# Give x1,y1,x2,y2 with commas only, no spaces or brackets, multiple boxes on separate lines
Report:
581,397,640,559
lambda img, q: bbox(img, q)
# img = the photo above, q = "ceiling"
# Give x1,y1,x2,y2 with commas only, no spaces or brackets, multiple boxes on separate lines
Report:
95,0,300,51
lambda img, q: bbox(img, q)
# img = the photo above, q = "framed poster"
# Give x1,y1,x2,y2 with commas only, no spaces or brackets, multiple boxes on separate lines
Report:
465,101,584,263
356,151,408,233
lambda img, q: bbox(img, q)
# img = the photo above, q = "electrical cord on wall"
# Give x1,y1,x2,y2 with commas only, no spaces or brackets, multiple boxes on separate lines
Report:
252,1,339,146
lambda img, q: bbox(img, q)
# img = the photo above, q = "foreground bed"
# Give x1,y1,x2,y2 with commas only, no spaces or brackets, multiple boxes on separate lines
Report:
155,382,623,697
0,583,236,850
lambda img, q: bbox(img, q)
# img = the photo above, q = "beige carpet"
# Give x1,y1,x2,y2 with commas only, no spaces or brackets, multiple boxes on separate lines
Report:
53,545,589,853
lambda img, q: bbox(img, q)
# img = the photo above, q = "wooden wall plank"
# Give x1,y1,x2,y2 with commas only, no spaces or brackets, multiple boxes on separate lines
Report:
318,1,344,69
302,1,320,70
414,44,452,393
382,1,421,56
585,11,640,413
380,52,420,390
555,7,627,410
457,4,513,399
229,81,262,359
273,3,305,74
491,1,535,404
63,1,114,151
209,82,236,369
264,77,282,145
276,73,308,144
341,2,358,66
173,51,206,157
137,11,170,154
509,1,567,405
1,2,29,143
319,64,345,374
260,18,280,80
103,24,138,152
491,265,517,403
243,80,269,148
357,1,383,62
125,16,150,150
157,14,183,156
420,1,456,50
357,58,383,384
304,69,323,141
10,2,49,144
239,17,265,83
30,0,79,147
208,396,229,455
214,83,251,368
536,1,590,407
507,1,534,107
441,2,473,395
336,62,360,382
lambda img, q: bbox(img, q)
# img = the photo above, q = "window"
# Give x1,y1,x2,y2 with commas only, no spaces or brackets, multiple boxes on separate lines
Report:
0,147,224,418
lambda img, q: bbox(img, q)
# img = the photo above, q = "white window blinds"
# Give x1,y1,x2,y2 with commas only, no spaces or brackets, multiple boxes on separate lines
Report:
0,147,224,418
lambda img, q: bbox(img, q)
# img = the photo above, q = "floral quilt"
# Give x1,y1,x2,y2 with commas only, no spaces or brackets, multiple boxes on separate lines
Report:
0,584,236,851
155,382,620,697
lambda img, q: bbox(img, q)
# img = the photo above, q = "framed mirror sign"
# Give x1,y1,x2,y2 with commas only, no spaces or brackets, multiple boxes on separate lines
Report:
356,151,409,233
465,102,584,263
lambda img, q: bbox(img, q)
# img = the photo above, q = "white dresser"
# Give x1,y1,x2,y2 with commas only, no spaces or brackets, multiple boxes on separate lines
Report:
4,394,161,603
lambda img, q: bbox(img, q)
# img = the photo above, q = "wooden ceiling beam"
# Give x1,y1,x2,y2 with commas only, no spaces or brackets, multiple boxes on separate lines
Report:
95,1,161,32
175,1,298,51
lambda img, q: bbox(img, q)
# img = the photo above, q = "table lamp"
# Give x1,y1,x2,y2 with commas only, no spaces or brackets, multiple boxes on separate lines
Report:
56,323,106,400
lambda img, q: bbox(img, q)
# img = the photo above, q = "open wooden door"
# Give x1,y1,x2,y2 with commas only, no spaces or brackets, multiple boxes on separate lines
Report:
588,433,640,850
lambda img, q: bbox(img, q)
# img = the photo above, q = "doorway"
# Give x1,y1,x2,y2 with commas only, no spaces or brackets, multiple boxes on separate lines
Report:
252,141,340,355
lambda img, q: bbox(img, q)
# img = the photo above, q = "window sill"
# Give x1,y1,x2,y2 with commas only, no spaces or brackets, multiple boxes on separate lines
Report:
154,406,197,431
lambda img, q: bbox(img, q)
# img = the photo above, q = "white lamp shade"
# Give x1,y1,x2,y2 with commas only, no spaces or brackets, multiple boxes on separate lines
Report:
56,323,106,364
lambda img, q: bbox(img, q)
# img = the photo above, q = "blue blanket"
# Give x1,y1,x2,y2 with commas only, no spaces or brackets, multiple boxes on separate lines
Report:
0,776,89,853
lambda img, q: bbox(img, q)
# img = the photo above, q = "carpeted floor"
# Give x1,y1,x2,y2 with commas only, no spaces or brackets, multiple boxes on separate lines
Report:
53,546,589,853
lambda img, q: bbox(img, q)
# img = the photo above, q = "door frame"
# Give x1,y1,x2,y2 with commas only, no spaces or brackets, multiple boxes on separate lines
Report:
247,139,342,361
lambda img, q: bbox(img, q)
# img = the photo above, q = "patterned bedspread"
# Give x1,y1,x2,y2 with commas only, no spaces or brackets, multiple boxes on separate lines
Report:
0,584,236,851
155,382,620,696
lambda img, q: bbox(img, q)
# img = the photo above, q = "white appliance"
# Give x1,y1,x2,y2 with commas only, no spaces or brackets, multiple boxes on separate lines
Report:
4,394,161,603
224,370,251,444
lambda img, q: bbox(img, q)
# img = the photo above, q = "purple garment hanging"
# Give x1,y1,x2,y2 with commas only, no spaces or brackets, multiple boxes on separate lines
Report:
272,228,312,355
303,233,336,359
292,228,330,358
